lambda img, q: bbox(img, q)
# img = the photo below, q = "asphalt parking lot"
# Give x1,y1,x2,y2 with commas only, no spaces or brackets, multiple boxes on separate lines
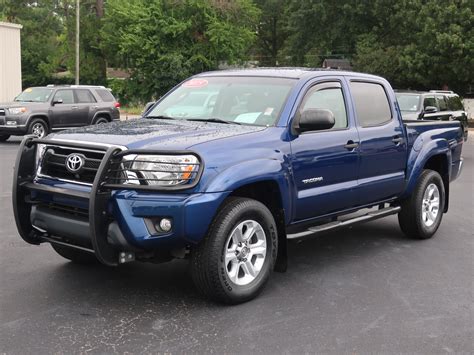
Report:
0,136,472,354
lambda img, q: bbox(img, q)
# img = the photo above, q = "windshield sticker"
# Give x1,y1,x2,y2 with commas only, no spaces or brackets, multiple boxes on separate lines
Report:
25,88,32,92
182,79,208,88
264,107,274,116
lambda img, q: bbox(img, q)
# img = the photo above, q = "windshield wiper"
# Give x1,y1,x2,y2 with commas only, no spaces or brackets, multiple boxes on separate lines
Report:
145,115,177,120
14,99,36,102
187,118,241,125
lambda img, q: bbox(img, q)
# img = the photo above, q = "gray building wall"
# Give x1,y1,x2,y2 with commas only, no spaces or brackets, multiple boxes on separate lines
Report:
0,22,22,102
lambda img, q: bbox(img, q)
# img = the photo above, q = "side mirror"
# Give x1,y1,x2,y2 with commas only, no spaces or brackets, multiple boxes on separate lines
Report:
142,101,155,116
424,106,438,114
294,108,335,134
52,98,63,106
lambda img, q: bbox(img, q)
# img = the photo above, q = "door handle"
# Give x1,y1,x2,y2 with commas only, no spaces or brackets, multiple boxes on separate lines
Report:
344,140,359,150
71,106,78,110
392,136,403,144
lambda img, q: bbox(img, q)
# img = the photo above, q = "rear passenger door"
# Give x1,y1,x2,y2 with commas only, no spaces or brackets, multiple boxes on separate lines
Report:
73,89,96,126
348,80,407,205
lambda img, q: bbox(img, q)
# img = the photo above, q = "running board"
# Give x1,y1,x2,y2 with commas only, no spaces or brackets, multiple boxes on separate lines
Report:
287,206,401,240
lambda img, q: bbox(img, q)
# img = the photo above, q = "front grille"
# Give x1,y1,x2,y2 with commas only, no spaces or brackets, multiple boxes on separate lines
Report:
39,146,105,184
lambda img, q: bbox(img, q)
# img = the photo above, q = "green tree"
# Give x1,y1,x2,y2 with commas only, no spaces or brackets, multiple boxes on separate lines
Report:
101,0,259,102
353,0,474,94
253,0,289,66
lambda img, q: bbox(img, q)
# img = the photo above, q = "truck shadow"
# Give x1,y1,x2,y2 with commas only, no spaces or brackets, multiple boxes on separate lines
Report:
45,217,412,310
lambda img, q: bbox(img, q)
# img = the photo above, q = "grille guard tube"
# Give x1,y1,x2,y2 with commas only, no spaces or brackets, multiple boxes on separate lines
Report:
89,146,123,266
12,135,40,244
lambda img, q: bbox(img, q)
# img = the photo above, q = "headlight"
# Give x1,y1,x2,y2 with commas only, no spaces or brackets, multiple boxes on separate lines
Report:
9,107,27,115
120,154,200,186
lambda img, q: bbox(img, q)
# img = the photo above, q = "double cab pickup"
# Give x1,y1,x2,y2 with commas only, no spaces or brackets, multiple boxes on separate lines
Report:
13,69,464,303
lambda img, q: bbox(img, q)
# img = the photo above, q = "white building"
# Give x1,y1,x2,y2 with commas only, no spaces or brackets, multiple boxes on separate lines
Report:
0,22,22,102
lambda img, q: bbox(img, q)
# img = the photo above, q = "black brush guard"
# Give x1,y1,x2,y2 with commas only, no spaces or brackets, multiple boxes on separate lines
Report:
12,136,203,266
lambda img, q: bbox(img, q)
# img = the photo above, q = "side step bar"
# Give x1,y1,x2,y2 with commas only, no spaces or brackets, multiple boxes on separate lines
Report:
287,206,401,240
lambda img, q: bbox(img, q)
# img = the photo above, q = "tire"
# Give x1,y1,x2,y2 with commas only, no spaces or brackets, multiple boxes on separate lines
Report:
93,116,109,125
398,169,445,239
51,243,99,265
0,134,10,142
191,197,278,304
27,118,48,138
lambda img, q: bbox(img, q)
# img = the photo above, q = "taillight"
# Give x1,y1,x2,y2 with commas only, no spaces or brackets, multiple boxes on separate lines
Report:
114,102,121,108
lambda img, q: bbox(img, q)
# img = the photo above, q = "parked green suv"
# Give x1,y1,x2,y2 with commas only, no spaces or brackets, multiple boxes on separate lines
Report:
0,85,120,141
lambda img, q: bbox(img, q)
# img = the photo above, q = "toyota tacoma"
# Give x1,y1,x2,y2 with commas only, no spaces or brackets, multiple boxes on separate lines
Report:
13,69,464,303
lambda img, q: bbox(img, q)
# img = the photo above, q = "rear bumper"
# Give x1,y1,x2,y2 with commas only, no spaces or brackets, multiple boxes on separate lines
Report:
13,137,228,265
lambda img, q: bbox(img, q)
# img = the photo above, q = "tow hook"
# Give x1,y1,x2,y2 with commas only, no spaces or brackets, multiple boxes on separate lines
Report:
119,251,135,264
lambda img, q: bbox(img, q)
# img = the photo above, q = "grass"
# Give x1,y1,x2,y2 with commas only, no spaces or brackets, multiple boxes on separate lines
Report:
120,104,143,115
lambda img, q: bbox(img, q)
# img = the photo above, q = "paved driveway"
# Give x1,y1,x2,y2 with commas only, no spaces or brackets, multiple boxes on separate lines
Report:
0,137,472,354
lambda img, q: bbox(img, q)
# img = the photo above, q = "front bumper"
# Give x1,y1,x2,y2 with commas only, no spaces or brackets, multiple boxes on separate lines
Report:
13,136,228,265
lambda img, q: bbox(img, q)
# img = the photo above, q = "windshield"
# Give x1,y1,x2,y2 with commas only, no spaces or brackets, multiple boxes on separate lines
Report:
15,87,53,102
146,76,296,126
396,94,421,112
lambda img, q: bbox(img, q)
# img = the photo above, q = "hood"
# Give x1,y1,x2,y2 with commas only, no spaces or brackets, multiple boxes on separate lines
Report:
47,118,266,150
0,101,46,108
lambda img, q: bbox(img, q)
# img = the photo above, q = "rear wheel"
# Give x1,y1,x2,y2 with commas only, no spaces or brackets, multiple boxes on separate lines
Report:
191,197,278,304
93,116,109,125
398,169,445,239
51,243,99,265
0,134,10,142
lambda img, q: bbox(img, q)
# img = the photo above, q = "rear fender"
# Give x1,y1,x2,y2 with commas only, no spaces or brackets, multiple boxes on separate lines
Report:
403,138,451,198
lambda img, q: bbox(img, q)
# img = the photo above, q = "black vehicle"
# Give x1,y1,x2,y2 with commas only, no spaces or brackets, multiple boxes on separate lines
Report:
0,85,120,141
396,90,469,141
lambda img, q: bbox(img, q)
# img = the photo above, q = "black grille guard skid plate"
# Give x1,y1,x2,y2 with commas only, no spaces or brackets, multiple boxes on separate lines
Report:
12,136,203,266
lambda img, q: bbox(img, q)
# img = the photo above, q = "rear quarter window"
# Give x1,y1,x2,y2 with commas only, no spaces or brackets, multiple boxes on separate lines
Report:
350,81,392,127
95,89,116,102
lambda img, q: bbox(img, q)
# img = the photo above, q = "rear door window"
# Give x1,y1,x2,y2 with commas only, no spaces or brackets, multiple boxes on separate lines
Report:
349,81,392,127
75,89,96,103
447,95,464,111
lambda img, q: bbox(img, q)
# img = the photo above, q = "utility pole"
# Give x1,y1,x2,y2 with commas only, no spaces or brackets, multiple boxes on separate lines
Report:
75,0,80,85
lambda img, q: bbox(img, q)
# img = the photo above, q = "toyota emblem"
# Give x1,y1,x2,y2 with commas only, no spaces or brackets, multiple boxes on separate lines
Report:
65,153,85,173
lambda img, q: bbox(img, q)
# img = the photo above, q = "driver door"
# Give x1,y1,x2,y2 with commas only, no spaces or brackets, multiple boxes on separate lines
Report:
290,80,360,221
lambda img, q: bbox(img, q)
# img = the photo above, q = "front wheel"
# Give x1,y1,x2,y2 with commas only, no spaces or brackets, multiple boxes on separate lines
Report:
28,118,48,138
191,197,278,304
398,169,445,239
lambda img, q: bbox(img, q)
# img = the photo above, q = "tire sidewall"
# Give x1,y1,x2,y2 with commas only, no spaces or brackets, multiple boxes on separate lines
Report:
215,200,277,302
415,171,445,238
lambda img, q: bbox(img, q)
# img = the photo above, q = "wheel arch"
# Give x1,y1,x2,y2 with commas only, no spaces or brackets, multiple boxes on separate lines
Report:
92,111,112,123
405,139,451,213
26,114,50,128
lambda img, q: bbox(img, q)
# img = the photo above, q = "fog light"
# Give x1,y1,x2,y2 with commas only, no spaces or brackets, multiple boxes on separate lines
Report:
6,121,17,126
158,218,172,232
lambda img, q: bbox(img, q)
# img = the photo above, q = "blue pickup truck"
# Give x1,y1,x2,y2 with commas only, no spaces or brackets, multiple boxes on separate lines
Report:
13,69,464,303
